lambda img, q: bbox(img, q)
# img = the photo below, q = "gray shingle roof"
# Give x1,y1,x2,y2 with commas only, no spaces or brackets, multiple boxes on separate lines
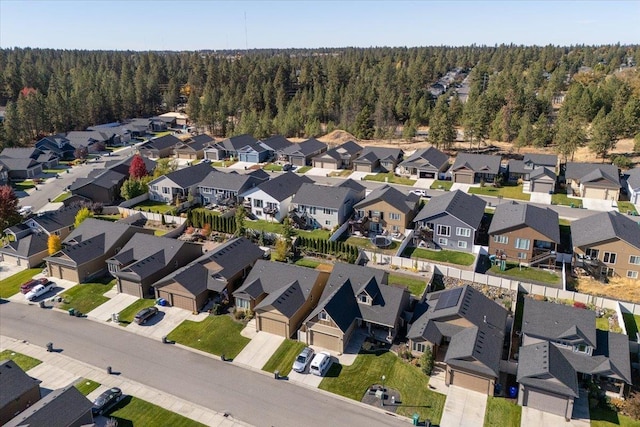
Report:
0,156,40,171
399,147,449,171
142,134,182,150
565,162,619,186
529,166,556,181
592,330,632,383
524,154,557,167
253,172,313,201
198,170,261,193
414,190,486,228
292,183,354,210
188,134,214,150
570,211,640,250
69,169,125,191
65,130,111,148
30,205,82,233
452,153,501,174
261,135,292,151
157,162,214,189
254,280,308,317
522,298,597,348
488,201,560,243
626,168,640,190
281,138,327,156
216,134,259,151
0,359,41,410
517,341,580,397
353,147,402,164
353,185,419,214
0,231,48,257
0,147,41,159
338,179,366,193
4,385,92,427
315,140,362,161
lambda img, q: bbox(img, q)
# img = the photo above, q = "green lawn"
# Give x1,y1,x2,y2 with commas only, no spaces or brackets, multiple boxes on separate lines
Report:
154,229,169,236
262,339,306,377
596,317,610,331
246,219,284,234
344,236,399,254
296,166,312,174
618,201,638,215
623,313,640,339
59,280,114,314
294,258,322,269
484,397,522,427
363,172,416,186
109,396,207,427
388,273,427,296
13,180,35,190
590,405,640,427
552,192,583,208
559,218,572,227
319,351,446,424
118,299,157,325
430,180,453,191
95,214,121,222
263,163,283,172
403,247,475,266
52,191,71,202
489,263,560,285
328,170,352,177
0,350,42,371
132,200,177,214
469,184,531,201
210,159,237,167
297,228,332,239
0,267,42,298
151,131,172,138
75,378,101,396
167,315,250,359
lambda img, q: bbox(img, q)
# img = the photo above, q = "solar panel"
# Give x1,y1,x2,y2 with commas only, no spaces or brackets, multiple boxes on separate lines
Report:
435,287,463,310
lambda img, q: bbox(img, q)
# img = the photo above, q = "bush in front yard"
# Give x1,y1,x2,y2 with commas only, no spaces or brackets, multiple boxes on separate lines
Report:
420,346,435,376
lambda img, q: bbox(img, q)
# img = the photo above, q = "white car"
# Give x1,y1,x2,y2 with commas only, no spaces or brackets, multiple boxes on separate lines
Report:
24,283,54,301
411,189,428,197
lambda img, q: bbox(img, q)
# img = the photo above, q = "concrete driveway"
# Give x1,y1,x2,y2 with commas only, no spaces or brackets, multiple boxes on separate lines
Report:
450,183,472,193
439,386,487,427
305,167,335,177
582,198,616,211
521,390,590,427
349,171,370,181
233,331,285,369
227,161,255,171
0,262,27,281
125,306,204,340
529,192,552,204
413,178,435,190
86,288,139,321
7,275,77,304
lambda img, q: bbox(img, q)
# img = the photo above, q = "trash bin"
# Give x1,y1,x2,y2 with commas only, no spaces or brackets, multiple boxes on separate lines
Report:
39,300,46,309
509,386,518,398
106,366,112,374
68,308,75,316
274,370,280,380
46,342,53,352
412,414,419,426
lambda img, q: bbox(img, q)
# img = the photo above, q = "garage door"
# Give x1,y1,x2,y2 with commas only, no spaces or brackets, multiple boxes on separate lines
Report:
525,388,570,418
291,157,305,167
454,172,474,184
531,181,554,194
119,280,141,298
172,294,195,312
1,254,21,266
309,330,342,353
450,370,490,394
583,187,607,200
355,164,371,173
420,171,436,179
259,316,288,337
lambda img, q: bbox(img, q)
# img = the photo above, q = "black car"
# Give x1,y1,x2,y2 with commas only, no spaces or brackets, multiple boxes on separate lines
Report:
92,387,122,415
134,306,159,324
282,163,292,171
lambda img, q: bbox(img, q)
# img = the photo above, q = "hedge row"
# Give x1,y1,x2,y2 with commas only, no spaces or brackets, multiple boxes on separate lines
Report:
188,209,237,234
296,236,360,263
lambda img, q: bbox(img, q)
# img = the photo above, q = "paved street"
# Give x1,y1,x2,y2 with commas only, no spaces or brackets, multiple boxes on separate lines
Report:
0,302,407,427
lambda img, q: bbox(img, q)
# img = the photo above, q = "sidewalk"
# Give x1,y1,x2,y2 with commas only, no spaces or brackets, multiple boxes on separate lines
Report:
0,335,251,427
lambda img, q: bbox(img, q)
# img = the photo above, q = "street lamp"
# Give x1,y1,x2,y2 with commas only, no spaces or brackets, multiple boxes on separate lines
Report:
381,375,386,406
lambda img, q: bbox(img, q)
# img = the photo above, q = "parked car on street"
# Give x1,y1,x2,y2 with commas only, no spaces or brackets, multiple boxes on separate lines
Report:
410,189,428,197
20,278,50,294
91,387,123,416
24,283,54,301
292,347,315,373
134,306,159,324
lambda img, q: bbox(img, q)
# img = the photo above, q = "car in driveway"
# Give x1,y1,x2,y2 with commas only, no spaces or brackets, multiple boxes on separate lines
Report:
91,387,123,416
309,351,332,377
134,306,159,324
24,283,54,301
282,163,293,171
292,347,315,373
20,278,50,294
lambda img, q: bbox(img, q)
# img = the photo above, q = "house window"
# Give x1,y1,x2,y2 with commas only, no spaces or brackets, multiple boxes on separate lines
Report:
325,220,331,226
389,212,401,221
254,199,263,208
456,227,471,237
586,248,599,258
603,252,617,264
574,344,588,354
436,225,450,236
493,235,508,244
372,210,381,218
392,225,399,232
601,267,615,277
359,294,368,303
628,271,639,279
412,342,426,353
318,311,328,321
630,256,640,265
458,241,468,249
323,208,332,215
518,252,528,259
309,207,317,214
439,237,448,246
515,238,530,250
236,298,250,310
256,210,262,216
152,185,158,191
162,187,170,194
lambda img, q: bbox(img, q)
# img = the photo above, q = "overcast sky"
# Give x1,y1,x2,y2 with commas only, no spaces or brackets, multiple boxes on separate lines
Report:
1,1,639,50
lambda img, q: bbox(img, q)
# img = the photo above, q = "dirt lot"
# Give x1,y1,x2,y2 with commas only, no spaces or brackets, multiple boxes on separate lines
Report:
573,277,640,304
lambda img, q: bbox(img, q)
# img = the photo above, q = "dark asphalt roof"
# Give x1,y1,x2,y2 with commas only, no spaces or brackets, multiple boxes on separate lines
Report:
353,147,402,164
522,298,597,348
198,170,261,193
488,201,560,243
399,147,449,171
529,166,556,181
517,341,580,397
626,167,640,190
565,162,619,186
215,134,259,152
0,231,48,257
30,205,82,233
280,138,327,156
0,147,41,159
292,183,356,209
524,153,557,167
0,359,41,410
4,385,92,427
0,156,40,171
252,172,313,201
452,153,501,174
261,135,292,151
254,280,308,317
69,169,126,191
337,179,366,193
414,190,486,229
142,134,182,150
353,185,419,214
314,140,362,161
153,162,214,189
570,211,640,250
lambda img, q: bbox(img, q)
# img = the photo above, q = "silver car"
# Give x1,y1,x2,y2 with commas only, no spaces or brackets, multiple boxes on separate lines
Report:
292,347,315,373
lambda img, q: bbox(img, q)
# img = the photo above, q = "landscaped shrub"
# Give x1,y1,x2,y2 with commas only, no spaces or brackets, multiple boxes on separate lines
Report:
573,301,587,309
420,346,435,376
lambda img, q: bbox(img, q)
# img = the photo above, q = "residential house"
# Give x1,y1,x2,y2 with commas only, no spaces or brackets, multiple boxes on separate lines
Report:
564,162,620,201
352,147,403,173
0,230,49,268
407,285,508,395
4,385,93,427
148,162,214,203
153,237,264,312
35,135,75,159
451,153,502,184
0,360,41,425
527,167,557,194
197,170,265,206
488,201,560,267
352,185,420,235
302,263,410,352
149,115,174,131
241,172,313,222
107,233,202,298
24,205,82,240
44,219,148,283
624,167,640,205
0,157,43,179
87,122,131,145
278,138,328,166
311,140,363,170
137,134,182,159
158,111,189,127
570,211,640,280
65,130,113,153
1,147,58,168
233,260,329,338
508,154,557,182
204,134,259,161
397,146,449,179
261,135,292,159
290,180,366,230
413,190,486,253
517,298,631,420
174,134,214,160
105,155,156,177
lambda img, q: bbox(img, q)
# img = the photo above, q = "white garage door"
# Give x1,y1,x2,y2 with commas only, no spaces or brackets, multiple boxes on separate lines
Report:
525,388,570,418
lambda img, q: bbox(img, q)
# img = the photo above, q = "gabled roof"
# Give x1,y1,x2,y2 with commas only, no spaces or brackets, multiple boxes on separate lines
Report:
314,140,362,161
140,134,182,151
488,201,560,243
65,130,111,148
190,133,215,147
4,385,92,427
35,135,75,155
29,205,82,233
565,162,619,187
570,211,640,250
414,190,486,229
0,156,40,171
250,172,313,201
280,138,327,156
215,134,259,152
0,231,48,258
626,168,640,190
104,154,156,176
517,342,580,397
151,162,213,189
254,280,308,317
353,185,419,214
529,166,556,181
247,168,270,181
198,170,261,193
452,153,501,174
0,359,41,409
292,183,355,210
523,153,557,167
36,151,58,164
337,179,366,193
69,169,126,191
0,147,41,159
399,147,449,171
260,135,292,151
353,147,403,164
175,135,213,152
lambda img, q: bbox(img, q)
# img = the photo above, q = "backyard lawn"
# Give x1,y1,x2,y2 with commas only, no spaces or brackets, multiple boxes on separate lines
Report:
263,163,283,172
345,236,399,254
623,313,640,339
483,397,522,427
59,280,114,314
75,379,101,396
590,406,640,427
52,191,71,202
0,350,42,371
294,258,327,269
0,267,42,298
262,339,306,377
297,228,332,239
296,166,312,174
246,219,284,234
403,247,475,266
430,180,453,191
118,299,157,325
552,192,583,208
109,396,207,427
489,264,560,285
618,201,638,215
167,315,250,359
388,273,427,296
132,200,176,214
363,172,416,186
319,351,446,424
469,184,531,201
596,317,611,331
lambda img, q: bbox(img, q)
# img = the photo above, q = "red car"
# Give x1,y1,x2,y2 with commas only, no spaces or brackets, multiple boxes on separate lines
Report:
20,278,50,294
